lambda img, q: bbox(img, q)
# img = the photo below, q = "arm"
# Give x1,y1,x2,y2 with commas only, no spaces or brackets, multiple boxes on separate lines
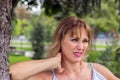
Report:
10,54,63,80
93,63,120,80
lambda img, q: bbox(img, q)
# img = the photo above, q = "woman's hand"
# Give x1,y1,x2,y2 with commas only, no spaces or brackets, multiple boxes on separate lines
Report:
54,53,64,73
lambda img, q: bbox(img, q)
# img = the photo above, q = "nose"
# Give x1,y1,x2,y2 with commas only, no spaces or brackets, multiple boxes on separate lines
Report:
76,43,84,50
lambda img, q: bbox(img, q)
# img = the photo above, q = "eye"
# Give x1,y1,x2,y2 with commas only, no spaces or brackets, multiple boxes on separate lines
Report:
83,39,89,43
70,37,79,42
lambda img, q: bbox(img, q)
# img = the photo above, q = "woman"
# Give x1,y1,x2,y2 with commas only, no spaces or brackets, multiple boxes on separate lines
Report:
10,17,120,80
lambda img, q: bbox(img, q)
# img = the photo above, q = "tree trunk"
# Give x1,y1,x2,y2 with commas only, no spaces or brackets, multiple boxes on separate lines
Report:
0,0,12,80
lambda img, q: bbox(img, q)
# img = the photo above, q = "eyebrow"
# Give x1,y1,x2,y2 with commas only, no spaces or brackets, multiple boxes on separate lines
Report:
70,36,89,40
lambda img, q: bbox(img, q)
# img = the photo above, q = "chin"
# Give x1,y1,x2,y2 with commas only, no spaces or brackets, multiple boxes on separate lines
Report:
75,59,82,63
71,57,83,63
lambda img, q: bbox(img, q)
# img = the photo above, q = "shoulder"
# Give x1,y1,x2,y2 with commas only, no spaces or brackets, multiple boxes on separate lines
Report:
92,63,120,80
26,70,53,80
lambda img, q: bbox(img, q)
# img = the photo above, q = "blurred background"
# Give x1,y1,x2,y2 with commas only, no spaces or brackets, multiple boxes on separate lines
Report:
9,0,120,77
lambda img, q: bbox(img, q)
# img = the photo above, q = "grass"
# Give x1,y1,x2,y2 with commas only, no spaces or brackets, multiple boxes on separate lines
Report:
9,53,32,65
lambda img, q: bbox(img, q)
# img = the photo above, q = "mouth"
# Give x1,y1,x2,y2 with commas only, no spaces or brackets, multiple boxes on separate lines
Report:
73,52,83,57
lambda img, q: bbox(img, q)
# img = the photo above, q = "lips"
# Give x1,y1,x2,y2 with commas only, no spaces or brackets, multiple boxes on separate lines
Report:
73,52,83,57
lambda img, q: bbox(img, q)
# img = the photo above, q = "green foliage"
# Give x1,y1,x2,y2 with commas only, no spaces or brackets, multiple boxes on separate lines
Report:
30,22,45,59
98,39,120,77
115,48,120,63
13,0,120,21
39,14,58,43
13,0,101,19
11,18,33,38
87,50,102,62
84,0,119,38
29,13,58,59
114,48,120,77
11,19,21,37
43,0,101,19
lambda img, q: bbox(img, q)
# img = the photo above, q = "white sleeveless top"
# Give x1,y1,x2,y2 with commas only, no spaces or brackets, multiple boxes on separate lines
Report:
51,63,106,80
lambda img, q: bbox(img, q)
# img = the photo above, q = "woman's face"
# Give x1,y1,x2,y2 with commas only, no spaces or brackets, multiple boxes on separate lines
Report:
61,28,89,63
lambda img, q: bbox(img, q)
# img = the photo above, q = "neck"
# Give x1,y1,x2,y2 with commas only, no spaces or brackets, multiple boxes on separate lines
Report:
62,59,83,74
62,59,84,80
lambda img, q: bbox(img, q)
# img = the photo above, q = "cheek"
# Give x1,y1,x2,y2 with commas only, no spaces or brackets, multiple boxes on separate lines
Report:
84,44,88,50
61,43,68,53
61,42,73,54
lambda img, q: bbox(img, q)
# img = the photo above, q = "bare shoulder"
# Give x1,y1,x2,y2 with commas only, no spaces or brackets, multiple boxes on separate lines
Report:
26,70,52,80
92,63,120,80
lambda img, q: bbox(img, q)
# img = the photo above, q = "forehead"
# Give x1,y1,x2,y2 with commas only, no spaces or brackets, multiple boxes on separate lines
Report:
64,27,89,39
69,26,88,36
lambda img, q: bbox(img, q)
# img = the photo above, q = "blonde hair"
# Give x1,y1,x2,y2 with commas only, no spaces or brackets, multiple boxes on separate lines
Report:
47,17,93,58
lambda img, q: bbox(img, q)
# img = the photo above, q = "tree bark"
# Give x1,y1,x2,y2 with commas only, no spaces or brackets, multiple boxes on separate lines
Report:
0,0,12,80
